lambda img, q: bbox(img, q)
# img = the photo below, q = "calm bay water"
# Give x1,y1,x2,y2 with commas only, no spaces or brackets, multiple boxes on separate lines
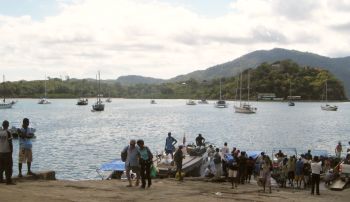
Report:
1,99,349,180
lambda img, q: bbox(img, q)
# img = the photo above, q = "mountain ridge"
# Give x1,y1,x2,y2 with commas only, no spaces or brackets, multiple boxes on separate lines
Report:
117,48,350,96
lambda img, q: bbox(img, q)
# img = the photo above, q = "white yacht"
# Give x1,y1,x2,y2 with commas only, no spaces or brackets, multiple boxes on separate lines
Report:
38,76,51,104
321,79,337,111
234,71,257,114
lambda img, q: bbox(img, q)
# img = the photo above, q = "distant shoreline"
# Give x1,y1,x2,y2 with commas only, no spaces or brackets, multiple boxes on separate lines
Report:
6,98,350,102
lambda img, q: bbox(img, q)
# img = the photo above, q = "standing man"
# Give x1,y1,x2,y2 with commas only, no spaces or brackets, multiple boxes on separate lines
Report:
174,145,184,181
18,118,35,177
0,120,15,185
221,142,230,177
335,141,342,158
165,132,177,159
213,148,222,178
122,139,140,187
310,156,322,195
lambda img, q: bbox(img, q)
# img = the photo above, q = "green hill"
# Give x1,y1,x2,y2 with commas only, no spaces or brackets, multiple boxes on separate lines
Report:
1,60,346,100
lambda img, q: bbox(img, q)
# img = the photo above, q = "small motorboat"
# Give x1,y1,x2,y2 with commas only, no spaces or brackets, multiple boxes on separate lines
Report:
77,98,88,105
215,100,228,108
186,100,197,105
198,99,209,104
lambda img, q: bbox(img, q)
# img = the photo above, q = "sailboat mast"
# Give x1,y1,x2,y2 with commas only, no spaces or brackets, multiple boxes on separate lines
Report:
44,75,47,98
325,79,328,102
239,72,242,105
2,74,5,102
289,79,292,101
234,77,238,101
247,71,250,104
219,79,222,100
98,71,101,102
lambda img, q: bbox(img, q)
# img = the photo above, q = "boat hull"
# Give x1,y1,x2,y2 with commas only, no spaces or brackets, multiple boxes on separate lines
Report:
38,98,51,104
215,100,228,108
186,100,197,105
92,103,105,111
0,102,13,109
321,105,337,111
157,147,207,177
288,101,295,106
77,98,88,105
234,105,256,114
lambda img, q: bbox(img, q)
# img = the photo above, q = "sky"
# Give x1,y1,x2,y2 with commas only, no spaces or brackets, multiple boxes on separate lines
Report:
1,0,350,81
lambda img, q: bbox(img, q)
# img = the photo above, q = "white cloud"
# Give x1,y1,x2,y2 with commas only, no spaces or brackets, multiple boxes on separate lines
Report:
0,0,350,81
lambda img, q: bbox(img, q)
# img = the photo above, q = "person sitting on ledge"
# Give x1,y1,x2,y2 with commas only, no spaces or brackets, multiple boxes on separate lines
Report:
195,134,205,147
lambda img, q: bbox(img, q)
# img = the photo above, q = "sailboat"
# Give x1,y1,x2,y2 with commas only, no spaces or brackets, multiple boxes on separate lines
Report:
38,76,51,104
0,75,14,109
76,80,88,105
321,79,337,111
234,71,257,113
92,71,105,111
215,79,228,108
288,80,295,106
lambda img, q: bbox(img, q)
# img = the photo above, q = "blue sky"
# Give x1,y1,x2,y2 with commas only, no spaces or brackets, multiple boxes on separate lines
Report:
0,0,234,19
0,0,62,20
0,0,349,81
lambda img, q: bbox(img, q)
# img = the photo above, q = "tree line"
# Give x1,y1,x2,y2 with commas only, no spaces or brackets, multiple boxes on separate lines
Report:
0,60,347,100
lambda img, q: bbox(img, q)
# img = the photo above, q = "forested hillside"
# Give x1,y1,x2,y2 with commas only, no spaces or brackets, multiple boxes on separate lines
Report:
1,60,346,100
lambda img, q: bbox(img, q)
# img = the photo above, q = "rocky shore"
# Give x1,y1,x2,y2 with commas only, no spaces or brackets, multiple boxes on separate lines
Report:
1,176,349,202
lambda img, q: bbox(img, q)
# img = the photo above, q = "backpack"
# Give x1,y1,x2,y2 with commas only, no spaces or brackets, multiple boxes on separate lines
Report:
121,146,129,162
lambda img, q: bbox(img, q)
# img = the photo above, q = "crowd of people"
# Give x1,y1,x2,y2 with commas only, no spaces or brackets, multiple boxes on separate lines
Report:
0,118,36,185
203,142,350,195
1,122,349,196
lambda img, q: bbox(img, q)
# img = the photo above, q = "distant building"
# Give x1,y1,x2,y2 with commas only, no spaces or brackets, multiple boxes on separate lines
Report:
287,96,301,100
257,93,276,100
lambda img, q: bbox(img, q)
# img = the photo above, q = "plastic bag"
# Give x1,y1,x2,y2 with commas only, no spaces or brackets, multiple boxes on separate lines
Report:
150,165,158,178
175,171,185,180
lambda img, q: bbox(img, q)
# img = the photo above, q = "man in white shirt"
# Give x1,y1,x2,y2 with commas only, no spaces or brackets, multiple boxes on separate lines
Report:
310,156,322,195
221,142,230,177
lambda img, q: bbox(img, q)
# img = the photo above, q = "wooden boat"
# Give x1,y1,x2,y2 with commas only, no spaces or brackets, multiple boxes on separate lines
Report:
157,146,208,177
